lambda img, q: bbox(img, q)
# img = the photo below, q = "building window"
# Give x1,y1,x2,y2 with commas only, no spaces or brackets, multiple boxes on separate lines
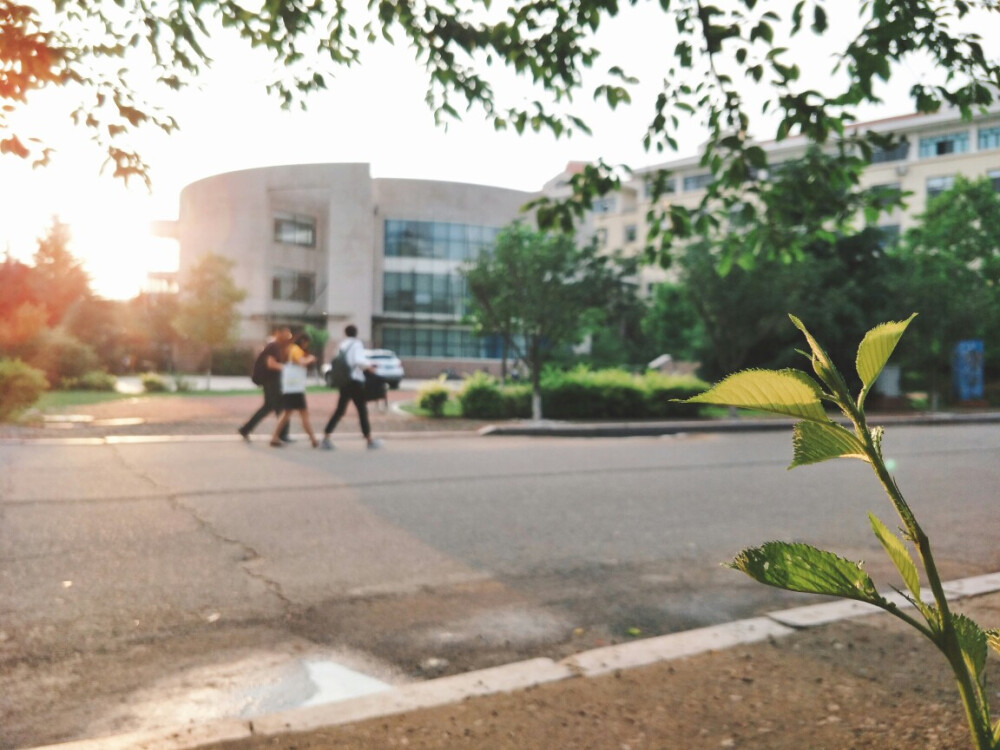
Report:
682,173,713,191
594,228,608,248
591,196,616,214
383,271,467,317
926,175,955,200
870,140,910,163
271,270,315,302
384,219,499,261
274,214,316,247
643,177,676,198
980,126,1000,151
382,326,488,358
624,224,638,243
988,170,1000,192
918,132,969,158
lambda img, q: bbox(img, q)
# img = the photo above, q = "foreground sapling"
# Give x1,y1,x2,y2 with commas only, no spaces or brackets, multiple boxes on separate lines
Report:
681,315,1000,749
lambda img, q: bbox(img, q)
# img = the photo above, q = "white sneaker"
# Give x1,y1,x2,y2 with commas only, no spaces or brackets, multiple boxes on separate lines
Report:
367,438,383,450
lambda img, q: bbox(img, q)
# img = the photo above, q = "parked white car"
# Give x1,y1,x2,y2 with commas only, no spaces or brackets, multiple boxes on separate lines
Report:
323,349,404,389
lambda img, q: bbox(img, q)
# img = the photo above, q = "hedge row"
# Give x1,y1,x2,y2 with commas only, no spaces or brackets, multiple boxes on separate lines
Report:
457,368,707,420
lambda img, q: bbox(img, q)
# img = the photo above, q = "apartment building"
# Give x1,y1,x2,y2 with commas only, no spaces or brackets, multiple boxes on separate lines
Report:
589,106,1000,292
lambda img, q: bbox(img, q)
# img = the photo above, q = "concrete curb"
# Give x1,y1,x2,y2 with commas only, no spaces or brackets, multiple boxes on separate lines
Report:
6,410,1000,447
30,572,1000,750
480,411,1000,438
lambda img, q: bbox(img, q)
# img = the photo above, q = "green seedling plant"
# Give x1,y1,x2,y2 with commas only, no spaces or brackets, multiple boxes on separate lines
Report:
682,314,1000,749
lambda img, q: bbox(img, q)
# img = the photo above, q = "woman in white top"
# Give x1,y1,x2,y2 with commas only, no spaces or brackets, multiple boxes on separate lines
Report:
271,333,319,448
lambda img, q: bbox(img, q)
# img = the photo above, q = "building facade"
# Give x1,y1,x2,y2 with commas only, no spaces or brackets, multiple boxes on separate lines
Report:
173,107,1000,374
174,164,535,375
589,106,1000,282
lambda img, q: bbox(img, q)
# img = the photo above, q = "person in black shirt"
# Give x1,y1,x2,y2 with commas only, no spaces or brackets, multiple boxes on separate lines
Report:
238,326,292,442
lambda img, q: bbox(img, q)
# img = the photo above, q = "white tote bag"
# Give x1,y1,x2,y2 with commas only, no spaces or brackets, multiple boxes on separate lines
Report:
281,362,307,394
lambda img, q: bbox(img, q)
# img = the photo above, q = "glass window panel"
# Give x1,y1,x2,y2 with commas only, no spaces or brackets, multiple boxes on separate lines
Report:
919,132,970,158
979,126,1000,151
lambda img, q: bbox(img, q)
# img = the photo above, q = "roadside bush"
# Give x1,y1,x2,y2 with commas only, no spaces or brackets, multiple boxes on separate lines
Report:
173,375,193,392
211,346,255,376
643,372,709,418
499,383,532,418
458,372,505,419
60,370,117,392
141,372,169,393
23,328,100,386
0,358,48,421
417,380,451,417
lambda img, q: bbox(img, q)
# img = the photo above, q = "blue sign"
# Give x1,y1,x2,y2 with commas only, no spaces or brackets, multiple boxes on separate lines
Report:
952,340,984,401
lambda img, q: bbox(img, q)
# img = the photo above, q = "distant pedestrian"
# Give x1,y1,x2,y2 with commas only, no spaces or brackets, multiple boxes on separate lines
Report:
271,333,320,448
320,325,382,450
238,326,292,442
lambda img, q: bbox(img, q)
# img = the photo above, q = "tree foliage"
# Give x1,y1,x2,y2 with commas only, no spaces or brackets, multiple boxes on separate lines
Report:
5,0,999,250
463,222,632,419
888,175,1000,399
173,253,246,379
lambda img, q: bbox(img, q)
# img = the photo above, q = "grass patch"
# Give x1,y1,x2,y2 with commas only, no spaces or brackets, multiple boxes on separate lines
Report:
35,390,137,411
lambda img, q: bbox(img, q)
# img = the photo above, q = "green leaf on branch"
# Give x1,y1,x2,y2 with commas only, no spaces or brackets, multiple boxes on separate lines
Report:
788,314,849,398
868,513,922,604
790,421,868,468
953,614,989,685
856,313,918,394
680,369,829,423
730,541,887,605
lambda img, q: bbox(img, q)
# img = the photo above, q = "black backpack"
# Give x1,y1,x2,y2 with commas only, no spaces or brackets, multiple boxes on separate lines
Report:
251,348,269,385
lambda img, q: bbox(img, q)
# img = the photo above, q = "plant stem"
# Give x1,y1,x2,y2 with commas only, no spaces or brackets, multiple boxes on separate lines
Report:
853,410,994,749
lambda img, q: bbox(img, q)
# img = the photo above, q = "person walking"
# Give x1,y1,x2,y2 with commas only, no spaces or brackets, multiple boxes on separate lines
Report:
238,325,292,442
270,332,320,448
321,325,382,450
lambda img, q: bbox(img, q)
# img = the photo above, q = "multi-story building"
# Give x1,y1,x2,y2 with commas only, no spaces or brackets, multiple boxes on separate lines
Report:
590,105,1000,292
172,107,1000,374
173,164,535,376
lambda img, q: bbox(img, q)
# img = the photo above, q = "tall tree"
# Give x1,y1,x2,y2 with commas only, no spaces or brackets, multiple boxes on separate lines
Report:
31,217,92,325
173,253,246,387
889,175,1000,405
4,0,998,255
463,223,628,419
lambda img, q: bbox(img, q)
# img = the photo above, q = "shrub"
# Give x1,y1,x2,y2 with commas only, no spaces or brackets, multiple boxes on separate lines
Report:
173,375,193,392
141,372,169,392
0,359,48,421
499,383,532,418
417,380,451,417
23,328,100,386
211,346,256,376
60,370,118,392
642,372,709,418
458,372,505,419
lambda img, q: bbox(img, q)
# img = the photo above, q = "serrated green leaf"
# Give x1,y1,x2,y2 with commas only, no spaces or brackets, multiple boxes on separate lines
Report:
869,513,922,603
681,369,829,423
856,314,918,391
788,315,848,396
791,421,868,468
953,614,988,684
729,541,887,605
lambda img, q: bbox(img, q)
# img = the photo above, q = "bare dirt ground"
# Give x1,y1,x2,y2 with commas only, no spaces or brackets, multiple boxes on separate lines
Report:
4,393,999,750
201,594,1000,750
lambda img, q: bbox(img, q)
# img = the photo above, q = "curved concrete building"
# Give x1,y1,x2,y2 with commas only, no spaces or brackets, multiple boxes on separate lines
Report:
177,164,536,374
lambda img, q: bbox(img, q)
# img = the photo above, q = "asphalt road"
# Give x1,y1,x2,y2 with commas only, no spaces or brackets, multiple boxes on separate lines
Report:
2,423,999,746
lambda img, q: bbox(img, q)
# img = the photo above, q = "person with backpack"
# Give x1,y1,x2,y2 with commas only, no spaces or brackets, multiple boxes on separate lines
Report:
320,324,382,450
238,325,292,442
270,332,320,448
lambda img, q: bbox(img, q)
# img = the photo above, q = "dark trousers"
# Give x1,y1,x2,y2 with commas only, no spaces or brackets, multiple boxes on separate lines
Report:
324,380,371,437
240,379,289,437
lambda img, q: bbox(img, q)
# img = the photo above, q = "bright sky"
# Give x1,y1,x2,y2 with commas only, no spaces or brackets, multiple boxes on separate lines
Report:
1,2,993,300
